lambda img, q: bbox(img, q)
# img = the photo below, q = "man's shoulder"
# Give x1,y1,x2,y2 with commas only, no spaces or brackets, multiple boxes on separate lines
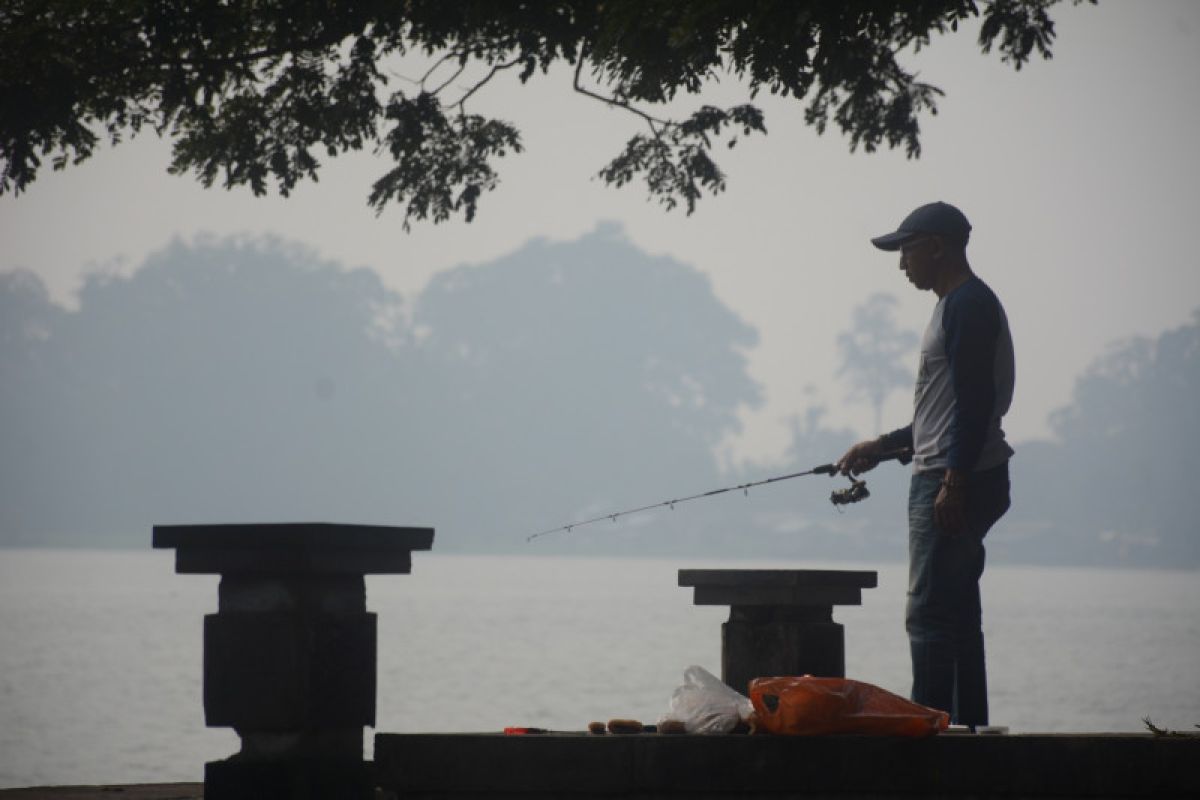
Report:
944,276,1005,319
951,275,1002,305
940,277,1010,344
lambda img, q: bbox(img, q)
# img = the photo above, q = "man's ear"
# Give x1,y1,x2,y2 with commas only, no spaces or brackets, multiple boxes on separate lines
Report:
930,236,945,259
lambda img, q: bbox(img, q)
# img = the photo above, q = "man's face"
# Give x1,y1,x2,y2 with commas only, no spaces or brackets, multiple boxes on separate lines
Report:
899,236,939,291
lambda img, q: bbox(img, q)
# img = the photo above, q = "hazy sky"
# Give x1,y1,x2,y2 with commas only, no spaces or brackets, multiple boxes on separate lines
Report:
3,1,1198,465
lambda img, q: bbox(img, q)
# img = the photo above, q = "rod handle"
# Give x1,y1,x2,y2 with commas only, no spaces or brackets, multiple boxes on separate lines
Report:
814,447,913,476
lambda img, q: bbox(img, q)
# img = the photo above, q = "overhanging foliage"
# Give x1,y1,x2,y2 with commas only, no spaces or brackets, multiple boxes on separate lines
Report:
0,0,1091,228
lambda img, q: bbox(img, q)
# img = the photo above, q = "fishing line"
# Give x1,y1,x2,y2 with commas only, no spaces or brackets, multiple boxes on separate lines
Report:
527,448,912,542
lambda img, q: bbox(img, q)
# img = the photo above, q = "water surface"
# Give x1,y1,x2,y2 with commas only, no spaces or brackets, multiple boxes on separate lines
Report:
1,550,1196,788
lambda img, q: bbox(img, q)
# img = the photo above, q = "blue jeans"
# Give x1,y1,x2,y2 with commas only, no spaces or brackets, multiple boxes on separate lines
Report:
906,462,1010,727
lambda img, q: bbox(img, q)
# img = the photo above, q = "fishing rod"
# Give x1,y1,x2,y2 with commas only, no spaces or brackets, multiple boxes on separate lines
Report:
527,448,913,542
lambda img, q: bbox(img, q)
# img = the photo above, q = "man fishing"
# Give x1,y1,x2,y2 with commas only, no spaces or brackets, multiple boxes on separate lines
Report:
836,201,1015,730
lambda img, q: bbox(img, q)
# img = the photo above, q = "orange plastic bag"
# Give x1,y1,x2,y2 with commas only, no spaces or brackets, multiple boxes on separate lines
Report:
749,676,949,737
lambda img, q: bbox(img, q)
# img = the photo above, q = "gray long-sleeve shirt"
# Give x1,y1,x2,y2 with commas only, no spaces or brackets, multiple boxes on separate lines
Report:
881,276,1015,473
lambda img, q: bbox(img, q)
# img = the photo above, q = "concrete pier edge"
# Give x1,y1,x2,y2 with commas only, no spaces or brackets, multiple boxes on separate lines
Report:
4,731,1197,798
375,731,1200,799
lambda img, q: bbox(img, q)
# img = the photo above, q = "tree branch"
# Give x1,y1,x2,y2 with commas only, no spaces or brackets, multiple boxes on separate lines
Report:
454,56,523,111
572,56,669,137
427,59,468,97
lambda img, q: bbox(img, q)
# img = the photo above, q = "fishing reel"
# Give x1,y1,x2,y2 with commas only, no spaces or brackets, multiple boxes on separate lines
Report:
830,477,870,506
825,446,912,508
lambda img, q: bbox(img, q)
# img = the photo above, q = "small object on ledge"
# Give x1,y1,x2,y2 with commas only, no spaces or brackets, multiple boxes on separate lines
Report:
658,719,687,735
503,727,547,735
607,718,644,734
588,721,607,734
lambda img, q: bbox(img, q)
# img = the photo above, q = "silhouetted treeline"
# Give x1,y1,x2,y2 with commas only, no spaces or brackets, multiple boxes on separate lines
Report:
0,226,762,554
1,227,1195,567
999,312,1200,567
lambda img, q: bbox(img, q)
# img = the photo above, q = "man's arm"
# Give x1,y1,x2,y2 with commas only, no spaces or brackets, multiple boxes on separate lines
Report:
943,290,1001,472
937,284,1003,532
837,424,912,475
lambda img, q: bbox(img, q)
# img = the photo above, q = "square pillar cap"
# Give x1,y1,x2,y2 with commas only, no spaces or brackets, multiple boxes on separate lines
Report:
679,568,877,608
153,522,434,575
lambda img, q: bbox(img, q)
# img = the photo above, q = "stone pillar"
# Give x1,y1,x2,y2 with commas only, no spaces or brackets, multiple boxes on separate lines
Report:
678,569,877,695
153,522,434,800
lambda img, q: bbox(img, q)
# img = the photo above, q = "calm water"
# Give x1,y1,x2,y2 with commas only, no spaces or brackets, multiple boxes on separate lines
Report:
1,549,1197,788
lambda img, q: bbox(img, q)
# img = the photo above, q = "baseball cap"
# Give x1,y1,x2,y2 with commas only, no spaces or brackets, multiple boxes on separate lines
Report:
870,201,972,251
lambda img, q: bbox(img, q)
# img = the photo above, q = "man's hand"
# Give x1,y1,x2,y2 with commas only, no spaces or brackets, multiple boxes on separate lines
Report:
837,438,884,476
934,469,968,535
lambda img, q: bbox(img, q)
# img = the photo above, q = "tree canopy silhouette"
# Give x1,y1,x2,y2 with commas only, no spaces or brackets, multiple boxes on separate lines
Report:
0,236,420,539
998,310,1200,567
0,226,763,552
410,222,762,550
2,0,1091,228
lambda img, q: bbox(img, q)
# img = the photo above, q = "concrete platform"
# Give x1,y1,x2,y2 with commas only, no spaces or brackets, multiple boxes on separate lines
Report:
375,731,1200,799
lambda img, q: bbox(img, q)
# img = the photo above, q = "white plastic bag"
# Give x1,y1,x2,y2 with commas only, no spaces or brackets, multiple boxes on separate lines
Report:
659,665,754,734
